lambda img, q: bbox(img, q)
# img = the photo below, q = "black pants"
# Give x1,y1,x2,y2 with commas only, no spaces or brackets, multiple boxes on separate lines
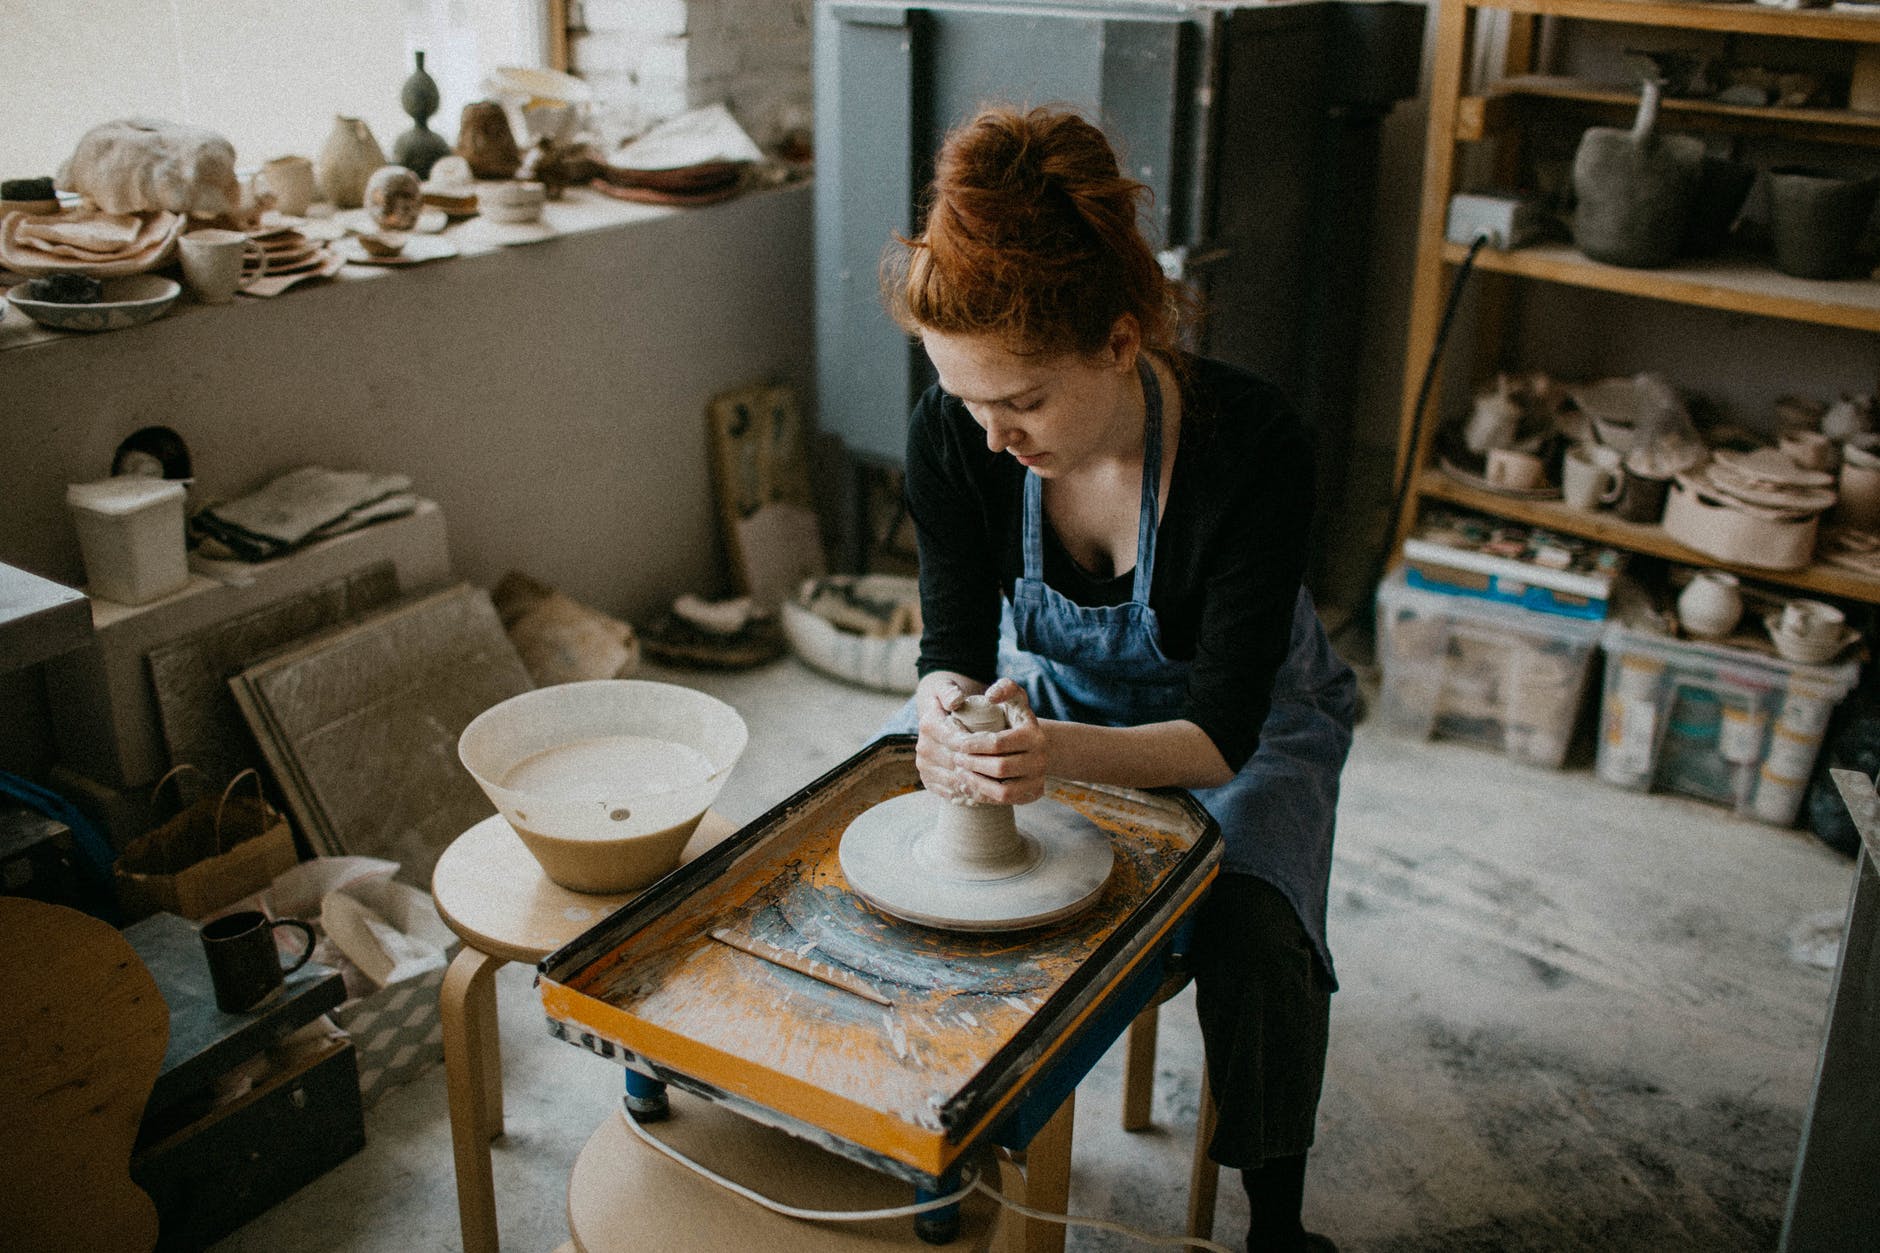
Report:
1188,872,1333,1170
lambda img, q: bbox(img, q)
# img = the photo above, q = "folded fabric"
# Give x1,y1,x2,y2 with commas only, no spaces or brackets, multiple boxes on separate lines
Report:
612,102,763,171
211,466,413,544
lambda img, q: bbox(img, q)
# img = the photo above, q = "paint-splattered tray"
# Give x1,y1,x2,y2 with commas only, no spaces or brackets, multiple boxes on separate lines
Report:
538,736,1219,1187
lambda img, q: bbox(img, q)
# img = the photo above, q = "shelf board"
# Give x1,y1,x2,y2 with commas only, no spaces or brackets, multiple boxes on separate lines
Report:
1464,0,1880,43
1441,240,1880,330
1491,74,1880,144
1417,470,1880,602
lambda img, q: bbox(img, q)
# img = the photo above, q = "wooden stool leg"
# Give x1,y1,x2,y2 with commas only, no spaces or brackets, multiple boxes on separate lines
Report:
1187,1068,1221,1242
1120,1003,1159,1131
1017,1091,1074,1253
475,955,504,1140
442,945,505,1253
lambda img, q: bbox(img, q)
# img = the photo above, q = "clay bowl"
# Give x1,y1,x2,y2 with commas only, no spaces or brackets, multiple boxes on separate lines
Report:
5,275,181,331
459,680,746,893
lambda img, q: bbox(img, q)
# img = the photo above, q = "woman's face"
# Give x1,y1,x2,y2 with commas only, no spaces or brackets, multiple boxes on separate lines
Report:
920,326,1139,477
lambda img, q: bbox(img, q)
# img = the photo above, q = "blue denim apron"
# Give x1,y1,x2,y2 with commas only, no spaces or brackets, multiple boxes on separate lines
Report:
879,361,1353,978
887,360,1357,981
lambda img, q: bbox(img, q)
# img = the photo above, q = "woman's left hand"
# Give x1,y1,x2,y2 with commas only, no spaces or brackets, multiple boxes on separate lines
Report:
938,677,1049,806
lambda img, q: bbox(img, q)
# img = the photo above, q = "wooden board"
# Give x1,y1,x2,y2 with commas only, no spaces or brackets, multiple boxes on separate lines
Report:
229,584,532,884
0,898,168,1253
147,562,398,783
706,382,825,603
540,738,1219,1185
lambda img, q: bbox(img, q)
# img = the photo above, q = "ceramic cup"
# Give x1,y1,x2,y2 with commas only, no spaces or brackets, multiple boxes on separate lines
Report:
1767,166,1880,281
1779,599,1846,644
179,229,268,303
1562,444,1623,509
1839,457,1880,531
257,155,316,216
199,910,316,1013
1485,448,1546,491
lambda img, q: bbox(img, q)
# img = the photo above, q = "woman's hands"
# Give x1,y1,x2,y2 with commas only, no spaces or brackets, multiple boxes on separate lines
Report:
914,676,1049,805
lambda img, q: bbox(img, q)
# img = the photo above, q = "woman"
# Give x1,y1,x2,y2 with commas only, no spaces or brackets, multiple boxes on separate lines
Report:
879,106,1358,1253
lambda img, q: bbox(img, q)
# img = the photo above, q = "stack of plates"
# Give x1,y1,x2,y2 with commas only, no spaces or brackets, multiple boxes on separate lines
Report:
1696,448,1837,519
246,223,336,280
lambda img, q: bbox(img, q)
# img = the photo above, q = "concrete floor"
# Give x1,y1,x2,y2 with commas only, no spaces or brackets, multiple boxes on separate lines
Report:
214,656,1855,1252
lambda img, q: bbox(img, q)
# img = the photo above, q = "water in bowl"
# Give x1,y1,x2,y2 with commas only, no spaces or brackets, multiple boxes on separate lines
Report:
502,734,714,804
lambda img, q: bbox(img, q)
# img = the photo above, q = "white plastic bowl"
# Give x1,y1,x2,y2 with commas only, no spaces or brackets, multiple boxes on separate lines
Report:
458,680,747,893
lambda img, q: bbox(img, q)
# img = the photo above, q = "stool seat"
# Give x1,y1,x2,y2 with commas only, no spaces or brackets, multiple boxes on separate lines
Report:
568,1093,1004,1251
434,813,734,965
432,809,738,1253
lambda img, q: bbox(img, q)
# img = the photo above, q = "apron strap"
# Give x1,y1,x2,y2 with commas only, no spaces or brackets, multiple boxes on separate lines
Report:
1020,354,1167,605
1132,355,1164,606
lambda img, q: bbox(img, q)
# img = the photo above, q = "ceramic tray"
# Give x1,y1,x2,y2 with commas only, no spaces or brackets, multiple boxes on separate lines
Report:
537,737,1220,1187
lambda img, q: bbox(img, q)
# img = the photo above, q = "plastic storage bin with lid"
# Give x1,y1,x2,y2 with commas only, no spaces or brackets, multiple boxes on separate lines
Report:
1596,615,1859,826
65,476,190,605
1375,567,1605,768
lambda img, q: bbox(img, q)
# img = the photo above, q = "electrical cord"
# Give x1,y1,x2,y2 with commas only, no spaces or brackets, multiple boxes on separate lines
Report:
620,1103,1237,1251
1357,231,1492,627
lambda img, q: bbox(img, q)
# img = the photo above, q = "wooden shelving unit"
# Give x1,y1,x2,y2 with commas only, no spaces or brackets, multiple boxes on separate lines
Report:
1394,0,1880,606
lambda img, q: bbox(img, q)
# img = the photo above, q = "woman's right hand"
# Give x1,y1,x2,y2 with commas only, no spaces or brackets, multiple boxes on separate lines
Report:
913,674,1047,804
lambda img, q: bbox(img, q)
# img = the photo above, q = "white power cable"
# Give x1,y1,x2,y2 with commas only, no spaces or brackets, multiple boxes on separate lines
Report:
620,1104,1237,1251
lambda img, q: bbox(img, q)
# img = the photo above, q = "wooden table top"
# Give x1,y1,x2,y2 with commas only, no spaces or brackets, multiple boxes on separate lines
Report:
432,810,737,965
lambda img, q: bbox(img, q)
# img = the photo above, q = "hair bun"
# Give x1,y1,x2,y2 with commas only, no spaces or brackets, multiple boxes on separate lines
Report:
882,105,1194,355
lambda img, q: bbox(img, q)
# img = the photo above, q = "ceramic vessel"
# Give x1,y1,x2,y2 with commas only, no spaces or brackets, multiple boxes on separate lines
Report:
393,51,454,178
455,101,522,179
316,116,387,209
1572,80,1705,268
257,155,315,216
457,681,747,893
1767,167,1880,280
481,180,545,224
364,165,423,231
1677,570,1743,638
5,275,181,331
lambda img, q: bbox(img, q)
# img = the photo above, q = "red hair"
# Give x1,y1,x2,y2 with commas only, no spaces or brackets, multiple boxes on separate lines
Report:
883,106,1192,357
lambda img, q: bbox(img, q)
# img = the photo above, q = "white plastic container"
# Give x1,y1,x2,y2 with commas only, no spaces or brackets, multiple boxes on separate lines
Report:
65,476,189,605
1375,568,1605,768
1595,614,1859,826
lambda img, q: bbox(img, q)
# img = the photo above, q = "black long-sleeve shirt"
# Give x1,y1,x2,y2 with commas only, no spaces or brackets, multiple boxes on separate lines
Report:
905,354,1313,772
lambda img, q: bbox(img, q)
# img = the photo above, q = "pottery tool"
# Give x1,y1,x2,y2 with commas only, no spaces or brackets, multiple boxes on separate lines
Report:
838,695,1114,932
708,927,894,1006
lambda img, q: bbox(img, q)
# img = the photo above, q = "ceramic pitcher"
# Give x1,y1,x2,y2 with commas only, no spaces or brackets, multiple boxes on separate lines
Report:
317,116,387,209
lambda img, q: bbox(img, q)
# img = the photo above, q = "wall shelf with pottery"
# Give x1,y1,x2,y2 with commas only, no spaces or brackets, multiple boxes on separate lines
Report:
1393,0,1880,607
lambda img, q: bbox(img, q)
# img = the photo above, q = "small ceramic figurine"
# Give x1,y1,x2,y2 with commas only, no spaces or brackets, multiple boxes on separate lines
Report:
393,51,453,178
364,165,423,231
455,101,522,179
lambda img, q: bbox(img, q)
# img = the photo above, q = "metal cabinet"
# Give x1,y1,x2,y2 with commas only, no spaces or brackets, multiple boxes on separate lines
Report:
813,0,1423,575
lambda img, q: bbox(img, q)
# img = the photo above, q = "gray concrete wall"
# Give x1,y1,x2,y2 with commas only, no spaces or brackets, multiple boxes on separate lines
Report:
1,183,814,625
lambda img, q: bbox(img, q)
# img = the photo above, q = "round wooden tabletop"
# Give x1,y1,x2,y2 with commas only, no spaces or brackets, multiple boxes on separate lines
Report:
432,810,737,966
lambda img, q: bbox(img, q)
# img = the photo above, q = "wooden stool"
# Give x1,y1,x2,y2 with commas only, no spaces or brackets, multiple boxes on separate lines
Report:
432,810,736,1253
567,1089,1005,1251
1119,978,1221,1241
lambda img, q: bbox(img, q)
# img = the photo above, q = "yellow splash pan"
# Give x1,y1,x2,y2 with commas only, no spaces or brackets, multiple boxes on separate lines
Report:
538,735,1219,1188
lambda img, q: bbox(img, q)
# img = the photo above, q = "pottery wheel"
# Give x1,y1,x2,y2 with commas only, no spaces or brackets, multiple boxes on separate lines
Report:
839,790,1115,932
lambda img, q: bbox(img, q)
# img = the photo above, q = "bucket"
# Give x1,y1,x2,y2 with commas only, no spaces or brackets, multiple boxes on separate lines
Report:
65,476,189,605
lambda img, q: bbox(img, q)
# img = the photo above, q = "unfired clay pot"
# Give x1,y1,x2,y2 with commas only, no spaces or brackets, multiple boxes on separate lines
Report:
1677,570,1743,638
455,101,522,179
317,116,387,209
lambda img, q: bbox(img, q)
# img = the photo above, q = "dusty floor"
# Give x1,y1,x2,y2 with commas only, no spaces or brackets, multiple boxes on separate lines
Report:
214,657,1854,1252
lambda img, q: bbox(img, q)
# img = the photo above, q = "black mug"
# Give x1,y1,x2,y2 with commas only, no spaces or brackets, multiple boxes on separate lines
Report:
200,910,316,1013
